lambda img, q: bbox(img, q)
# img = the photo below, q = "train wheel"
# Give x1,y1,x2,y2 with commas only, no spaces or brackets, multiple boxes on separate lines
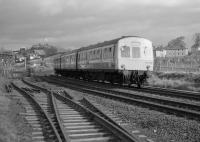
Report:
128,83,132,88
137,82,141,88
136,76,141,88
120,74,124,86
109,73,114,84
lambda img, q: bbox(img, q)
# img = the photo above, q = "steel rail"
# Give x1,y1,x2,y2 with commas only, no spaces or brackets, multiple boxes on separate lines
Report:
52,75,200,101
51,92,71,142
40,77,200,120
80,97,137,137
11,82,63,142
44,76,200,111
23,78,141,142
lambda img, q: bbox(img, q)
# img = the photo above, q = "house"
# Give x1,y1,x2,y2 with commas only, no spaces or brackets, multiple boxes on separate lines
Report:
15,54,25,63
34,49,45,57
165,46,188,57
154,46,166,57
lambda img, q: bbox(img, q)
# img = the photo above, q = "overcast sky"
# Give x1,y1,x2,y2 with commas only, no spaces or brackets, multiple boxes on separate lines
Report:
0,0,200,50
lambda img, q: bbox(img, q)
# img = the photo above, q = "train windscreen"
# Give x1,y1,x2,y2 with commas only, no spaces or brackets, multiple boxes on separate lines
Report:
132,47,140,58
121,46,130,58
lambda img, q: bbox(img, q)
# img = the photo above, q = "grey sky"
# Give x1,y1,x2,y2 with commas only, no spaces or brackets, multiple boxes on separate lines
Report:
0,0,200,50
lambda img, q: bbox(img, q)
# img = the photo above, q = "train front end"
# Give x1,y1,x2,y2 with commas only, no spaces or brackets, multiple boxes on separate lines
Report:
117,37,154,87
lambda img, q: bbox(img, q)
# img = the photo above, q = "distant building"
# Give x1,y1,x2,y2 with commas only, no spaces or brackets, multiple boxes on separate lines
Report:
34,49,45,57
154,45,189,57
15,54,25,63
19,48,26,55
29,53,38,60
154,46,166,57
165,46,188,57
0,51,14,65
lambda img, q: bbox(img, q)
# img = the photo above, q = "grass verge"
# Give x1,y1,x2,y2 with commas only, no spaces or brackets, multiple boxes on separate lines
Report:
147,73,200,92
0,77,32,142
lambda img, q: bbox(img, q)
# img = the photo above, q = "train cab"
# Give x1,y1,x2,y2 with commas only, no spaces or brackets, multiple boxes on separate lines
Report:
117,37,153,72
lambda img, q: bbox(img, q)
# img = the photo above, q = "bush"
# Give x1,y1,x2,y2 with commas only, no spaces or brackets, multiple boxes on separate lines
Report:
148,73,200,91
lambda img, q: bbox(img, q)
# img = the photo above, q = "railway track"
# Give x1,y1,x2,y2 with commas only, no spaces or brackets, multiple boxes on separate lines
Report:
39,76,200,121
132,85,200,101
11,81,62,142
18,79,142,142
47,76,200,109
54,75,200,101
79,97,152,140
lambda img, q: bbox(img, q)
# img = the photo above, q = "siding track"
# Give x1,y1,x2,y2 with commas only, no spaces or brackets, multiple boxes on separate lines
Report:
53,75,200,101
20,79,141,142
12,81,62,142
40,76,200,121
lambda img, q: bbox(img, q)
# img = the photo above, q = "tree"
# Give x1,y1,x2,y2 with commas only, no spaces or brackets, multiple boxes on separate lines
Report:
167,36,186,49
44,46,58,56
192,33,200,48
156,45,164,50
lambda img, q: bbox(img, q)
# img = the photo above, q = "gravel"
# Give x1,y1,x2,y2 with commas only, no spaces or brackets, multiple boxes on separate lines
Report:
29,77,200,142
85,95,200,142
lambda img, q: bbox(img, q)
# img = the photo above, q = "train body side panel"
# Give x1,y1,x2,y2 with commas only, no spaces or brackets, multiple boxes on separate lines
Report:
60,52,77,70
77,44,117,70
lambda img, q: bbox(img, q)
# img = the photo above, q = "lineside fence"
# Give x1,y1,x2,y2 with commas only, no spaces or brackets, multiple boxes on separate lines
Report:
154,56,200,73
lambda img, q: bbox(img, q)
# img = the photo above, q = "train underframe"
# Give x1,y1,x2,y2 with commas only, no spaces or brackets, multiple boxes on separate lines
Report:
55,69,149,88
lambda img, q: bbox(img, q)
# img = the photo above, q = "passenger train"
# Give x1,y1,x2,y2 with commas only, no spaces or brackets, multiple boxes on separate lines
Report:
54,36,154,87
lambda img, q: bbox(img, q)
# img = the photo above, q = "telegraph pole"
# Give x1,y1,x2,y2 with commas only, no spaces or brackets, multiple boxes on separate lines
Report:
24,57,27,70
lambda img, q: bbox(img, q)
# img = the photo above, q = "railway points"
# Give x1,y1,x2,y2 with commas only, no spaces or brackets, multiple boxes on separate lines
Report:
40,76,200,121
12,78,144,142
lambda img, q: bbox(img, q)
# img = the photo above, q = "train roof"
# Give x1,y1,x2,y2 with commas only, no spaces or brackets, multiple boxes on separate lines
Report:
59,36,143,57
78,36,140,51
45,52,65,58
62,49,78,56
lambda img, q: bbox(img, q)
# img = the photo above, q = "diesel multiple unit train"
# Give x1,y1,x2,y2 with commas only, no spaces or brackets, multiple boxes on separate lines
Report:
29,36,154,87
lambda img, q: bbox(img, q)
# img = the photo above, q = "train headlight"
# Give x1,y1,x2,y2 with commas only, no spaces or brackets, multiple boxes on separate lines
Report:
146,65,150,71
121,64,125,70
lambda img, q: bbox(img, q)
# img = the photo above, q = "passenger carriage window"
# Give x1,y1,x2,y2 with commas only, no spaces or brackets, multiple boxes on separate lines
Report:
67,56,70,63
93,50,96,59
71,55,73,62
73,55,75,62
109,47,113,58
103,48,106,58
80,53,82,60
109,47,112,52
83,52,85,60
132,47,140,58
121,46,130,57
97,49,100,59
90,51,93,59
99,50,101,59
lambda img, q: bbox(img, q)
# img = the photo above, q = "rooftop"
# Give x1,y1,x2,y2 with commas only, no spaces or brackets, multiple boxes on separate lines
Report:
165,45,187,50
